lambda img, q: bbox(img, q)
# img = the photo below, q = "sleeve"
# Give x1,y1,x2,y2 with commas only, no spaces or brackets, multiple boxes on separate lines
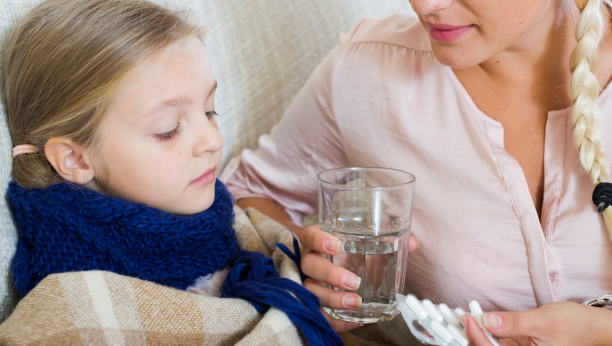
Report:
221,21,367,226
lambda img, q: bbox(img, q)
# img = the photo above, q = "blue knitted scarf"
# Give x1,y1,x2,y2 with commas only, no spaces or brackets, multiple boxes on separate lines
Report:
8,179,343,346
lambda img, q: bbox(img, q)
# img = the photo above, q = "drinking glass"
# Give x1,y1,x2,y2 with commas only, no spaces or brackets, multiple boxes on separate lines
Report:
317,167,416,323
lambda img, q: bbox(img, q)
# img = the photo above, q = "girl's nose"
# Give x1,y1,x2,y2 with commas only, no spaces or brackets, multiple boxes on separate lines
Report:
409,0,453,15
192,116,223,157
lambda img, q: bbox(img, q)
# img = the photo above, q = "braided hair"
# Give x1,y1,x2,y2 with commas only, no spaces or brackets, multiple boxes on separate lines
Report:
569,0,612,240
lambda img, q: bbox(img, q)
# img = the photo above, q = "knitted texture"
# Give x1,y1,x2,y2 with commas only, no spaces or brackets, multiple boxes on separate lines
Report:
7,179,237,296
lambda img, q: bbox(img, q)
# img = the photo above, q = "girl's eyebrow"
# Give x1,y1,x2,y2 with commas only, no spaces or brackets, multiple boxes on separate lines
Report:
143,94,194,119
143,81,218,119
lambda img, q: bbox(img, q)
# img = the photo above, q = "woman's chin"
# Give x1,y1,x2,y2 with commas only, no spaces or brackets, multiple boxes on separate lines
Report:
430,44,487,69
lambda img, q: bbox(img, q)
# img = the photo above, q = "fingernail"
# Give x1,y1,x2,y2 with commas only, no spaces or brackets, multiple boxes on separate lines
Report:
461,315,469,328
323,238,342,253
341,273,361,290
412,237,421,249
483,312,503,330
342,295,362,308
347,323,363,330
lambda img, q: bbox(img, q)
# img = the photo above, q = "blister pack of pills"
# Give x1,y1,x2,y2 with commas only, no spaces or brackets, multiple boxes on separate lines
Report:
397,294,501,346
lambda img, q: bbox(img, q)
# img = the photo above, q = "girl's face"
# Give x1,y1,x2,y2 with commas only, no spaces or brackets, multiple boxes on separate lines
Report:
409,0,561,68
93,37,223,215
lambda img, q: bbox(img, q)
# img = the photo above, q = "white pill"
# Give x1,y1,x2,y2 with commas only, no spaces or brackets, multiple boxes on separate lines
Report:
405,294,428,320
422,299,444,323
469,300,483,314
447,324,469,346
438,303,460,326
469,300,485,328
430,320,454,343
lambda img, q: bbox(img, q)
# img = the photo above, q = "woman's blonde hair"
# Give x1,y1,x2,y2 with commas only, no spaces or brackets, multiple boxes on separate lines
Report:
2,0,201,188
569,0,612,240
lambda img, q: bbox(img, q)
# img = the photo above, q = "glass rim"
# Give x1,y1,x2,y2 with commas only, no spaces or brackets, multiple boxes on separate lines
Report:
316,166,416,189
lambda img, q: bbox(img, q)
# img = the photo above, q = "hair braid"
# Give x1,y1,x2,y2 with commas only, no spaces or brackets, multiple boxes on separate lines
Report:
570,0,612,240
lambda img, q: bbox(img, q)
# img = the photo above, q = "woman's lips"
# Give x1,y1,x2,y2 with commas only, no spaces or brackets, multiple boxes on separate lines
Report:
190,168,216,186
427,22,474,42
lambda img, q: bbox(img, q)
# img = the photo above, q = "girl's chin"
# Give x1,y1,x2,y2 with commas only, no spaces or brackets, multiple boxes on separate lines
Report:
160,195,215,215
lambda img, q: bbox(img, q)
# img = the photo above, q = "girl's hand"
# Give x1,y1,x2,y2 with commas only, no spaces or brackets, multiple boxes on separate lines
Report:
462,302,612,346
298,225,420,332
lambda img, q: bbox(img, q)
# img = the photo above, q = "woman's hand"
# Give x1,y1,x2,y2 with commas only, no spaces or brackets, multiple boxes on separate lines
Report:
462,301,612,346
298,224,420,332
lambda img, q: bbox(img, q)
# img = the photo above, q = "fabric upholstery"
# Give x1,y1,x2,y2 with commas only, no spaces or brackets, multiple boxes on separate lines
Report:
0,0,411,321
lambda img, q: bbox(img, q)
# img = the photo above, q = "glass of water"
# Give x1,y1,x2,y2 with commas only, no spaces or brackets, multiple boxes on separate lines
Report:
317,167,416,324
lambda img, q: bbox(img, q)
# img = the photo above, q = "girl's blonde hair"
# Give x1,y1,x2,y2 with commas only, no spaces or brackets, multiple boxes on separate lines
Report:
2,0,201,188
569,0,612,240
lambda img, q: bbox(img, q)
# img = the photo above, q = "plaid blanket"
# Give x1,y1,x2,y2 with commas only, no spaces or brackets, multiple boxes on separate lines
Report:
0,207,307,346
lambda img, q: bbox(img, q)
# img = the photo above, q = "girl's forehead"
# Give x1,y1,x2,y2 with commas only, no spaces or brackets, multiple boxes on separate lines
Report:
104,38,215,126
120,38,212,94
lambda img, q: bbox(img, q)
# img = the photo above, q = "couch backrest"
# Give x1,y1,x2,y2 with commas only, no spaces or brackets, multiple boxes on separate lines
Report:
0,0,412,321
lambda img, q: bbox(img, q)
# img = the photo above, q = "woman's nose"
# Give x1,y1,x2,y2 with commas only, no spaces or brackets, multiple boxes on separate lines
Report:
192,117,223,157
409,0,453,15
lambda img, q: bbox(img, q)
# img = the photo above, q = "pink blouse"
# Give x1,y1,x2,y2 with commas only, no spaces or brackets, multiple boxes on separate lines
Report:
221,13,612,312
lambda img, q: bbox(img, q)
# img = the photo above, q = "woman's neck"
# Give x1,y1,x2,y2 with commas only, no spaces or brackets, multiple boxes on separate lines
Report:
455,2,612,111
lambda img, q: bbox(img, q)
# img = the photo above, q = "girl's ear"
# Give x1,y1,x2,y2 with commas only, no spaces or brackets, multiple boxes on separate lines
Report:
45,137,96,185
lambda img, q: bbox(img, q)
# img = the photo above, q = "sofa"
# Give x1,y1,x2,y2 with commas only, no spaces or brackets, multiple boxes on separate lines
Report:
0,0,413,323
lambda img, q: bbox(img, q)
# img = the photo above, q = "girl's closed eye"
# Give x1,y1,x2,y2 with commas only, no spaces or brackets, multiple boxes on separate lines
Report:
154,125,181,141
154,112,217,142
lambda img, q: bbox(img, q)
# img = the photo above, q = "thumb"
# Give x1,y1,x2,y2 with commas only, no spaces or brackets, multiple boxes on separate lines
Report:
482,310,540,338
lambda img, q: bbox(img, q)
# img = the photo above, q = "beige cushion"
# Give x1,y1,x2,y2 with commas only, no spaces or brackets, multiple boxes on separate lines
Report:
0,0,412,321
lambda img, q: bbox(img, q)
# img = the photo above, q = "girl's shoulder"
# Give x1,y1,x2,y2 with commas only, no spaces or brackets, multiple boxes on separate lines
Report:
339,12,433,53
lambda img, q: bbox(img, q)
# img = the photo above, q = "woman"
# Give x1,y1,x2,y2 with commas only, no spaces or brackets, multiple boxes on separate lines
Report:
222,0,612,344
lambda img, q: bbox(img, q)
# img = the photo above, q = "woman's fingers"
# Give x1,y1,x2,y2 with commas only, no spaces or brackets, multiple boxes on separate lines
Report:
304,278,362,310
301,250,361,290
299,225,342,254
320,308,363,332
499,339,521,346
408,236,420,253
462,315,495,346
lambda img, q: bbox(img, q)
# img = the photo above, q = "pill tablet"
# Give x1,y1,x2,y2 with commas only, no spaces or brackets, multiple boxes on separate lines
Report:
469,300,483,314
430,320,454,343
405,294,428,320
447,324,469,346
469,300,485,328
438,303,460,326
422,299,444,323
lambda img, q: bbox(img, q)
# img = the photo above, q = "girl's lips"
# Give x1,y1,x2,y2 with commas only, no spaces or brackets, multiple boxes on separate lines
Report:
427,22,474,42
190,168,216,186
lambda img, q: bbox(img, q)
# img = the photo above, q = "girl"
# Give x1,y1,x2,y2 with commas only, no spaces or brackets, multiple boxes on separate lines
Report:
2,0,341,344
223,0,612,345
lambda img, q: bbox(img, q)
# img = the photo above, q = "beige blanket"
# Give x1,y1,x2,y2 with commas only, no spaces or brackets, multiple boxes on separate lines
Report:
0,207,308,346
